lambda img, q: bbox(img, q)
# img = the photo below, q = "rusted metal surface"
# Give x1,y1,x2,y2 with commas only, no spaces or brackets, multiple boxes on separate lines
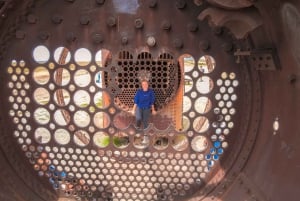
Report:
0,1,255,200
0,1,299,201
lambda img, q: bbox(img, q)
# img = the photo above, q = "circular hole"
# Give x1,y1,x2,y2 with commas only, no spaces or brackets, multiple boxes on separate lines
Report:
74,130,90,147
194,97,212,114
74,48,92,66
193,116,209,133
171,134,188,151
224,79,231,86
33,67,50,85
53,89,70,106
183,96,192,113
231,94,237,101
221,72,228,79
198,55,215,74
33,45,50,64
74,90,91,108
216,79,223,86
180,54,195,73
232,80,239,87
113,112,132,130
74,110,90,127
94,71,106,88
53,68,71,86
113,132,130,149
93,112,110,129
229,72,236,79
153,135,169,150
93,131,110,148
227,86,234,94
95,49,111,67
34,107,50,125
191,135,208,152
184,75,193,93
33,87,50,105
74,69,91,87
133,134,150,149
54,47,71,65
54,128,71,145
196,76,213,94
34,127,51,144
53,109,70,126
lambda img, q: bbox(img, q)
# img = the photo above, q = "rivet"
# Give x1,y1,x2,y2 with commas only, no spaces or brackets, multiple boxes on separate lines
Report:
161,20,171,31
52,182,59,190
173,38,183,49
15,30,25,39
92,33,103,44
194,0,203,6
188,22,198,32
52,14,63,24
38,31,50,40
106,16,117,27
213,26,223,35
149,0,157,8
66,32,76,42
222,43,233,52
288,74,297,84
27,14,37,24
199,41,210,50
175,0,187,9
134,18,144,29
95,0,105,5
87,191,93,197
147,36,156,47
80,15,90,25
121,36,128,45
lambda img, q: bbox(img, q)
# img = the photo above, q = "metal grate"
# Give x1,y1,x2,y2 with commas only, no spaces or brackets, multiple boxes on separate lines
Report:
115,51,179,111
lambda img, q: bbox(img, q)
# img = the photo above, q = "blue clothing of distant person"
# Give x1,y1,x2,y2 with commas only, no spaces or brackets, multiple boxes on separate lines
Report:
132,80,156,129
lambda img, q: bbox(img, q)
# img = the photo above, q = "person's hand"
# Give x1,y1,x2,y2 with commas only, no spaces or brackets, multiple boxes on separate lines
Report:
130,109,135,115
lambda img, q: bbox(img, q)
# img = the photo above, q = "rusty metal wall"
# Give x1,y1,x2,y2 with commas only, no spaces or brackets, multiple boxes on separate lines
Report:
0,1,299,201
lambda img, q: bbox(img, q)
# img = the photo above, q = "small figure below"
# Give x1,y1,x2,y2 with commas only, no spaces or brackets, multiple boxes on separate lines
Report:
132,80,156,129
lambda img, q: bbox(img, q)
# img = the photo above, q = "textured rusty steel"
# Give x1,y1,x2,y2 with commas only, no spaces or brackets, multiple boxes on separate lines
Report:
0,1,298,201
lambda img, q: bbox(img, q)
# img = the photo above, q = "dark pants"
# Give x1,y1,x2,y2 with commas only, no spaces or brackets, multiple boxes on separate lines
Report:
135,107,151,129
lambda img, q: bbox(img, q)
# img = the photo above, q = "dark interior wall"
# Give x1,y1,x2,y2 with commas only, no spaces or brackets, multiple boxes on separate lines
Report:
0,2,61,201
223,1,300,201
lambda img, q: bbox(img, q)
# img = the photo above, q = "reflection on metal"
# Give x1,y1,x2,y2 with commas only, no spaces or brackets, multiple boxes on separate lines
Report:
273,117,279,135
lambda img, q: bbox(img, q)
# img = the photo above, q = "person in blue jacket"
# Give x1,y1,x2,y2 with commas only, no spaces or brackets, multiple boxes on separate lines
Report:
132,80,156,129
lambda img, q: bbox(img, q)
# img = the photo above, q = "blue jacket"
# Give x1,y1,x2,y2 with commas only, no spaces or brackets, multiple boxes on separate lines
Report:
134,89,155,109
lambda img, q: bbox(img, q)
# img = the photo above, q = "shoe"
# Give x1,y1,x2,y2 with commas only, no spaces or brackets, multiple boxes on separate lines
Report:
141,135,148,144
